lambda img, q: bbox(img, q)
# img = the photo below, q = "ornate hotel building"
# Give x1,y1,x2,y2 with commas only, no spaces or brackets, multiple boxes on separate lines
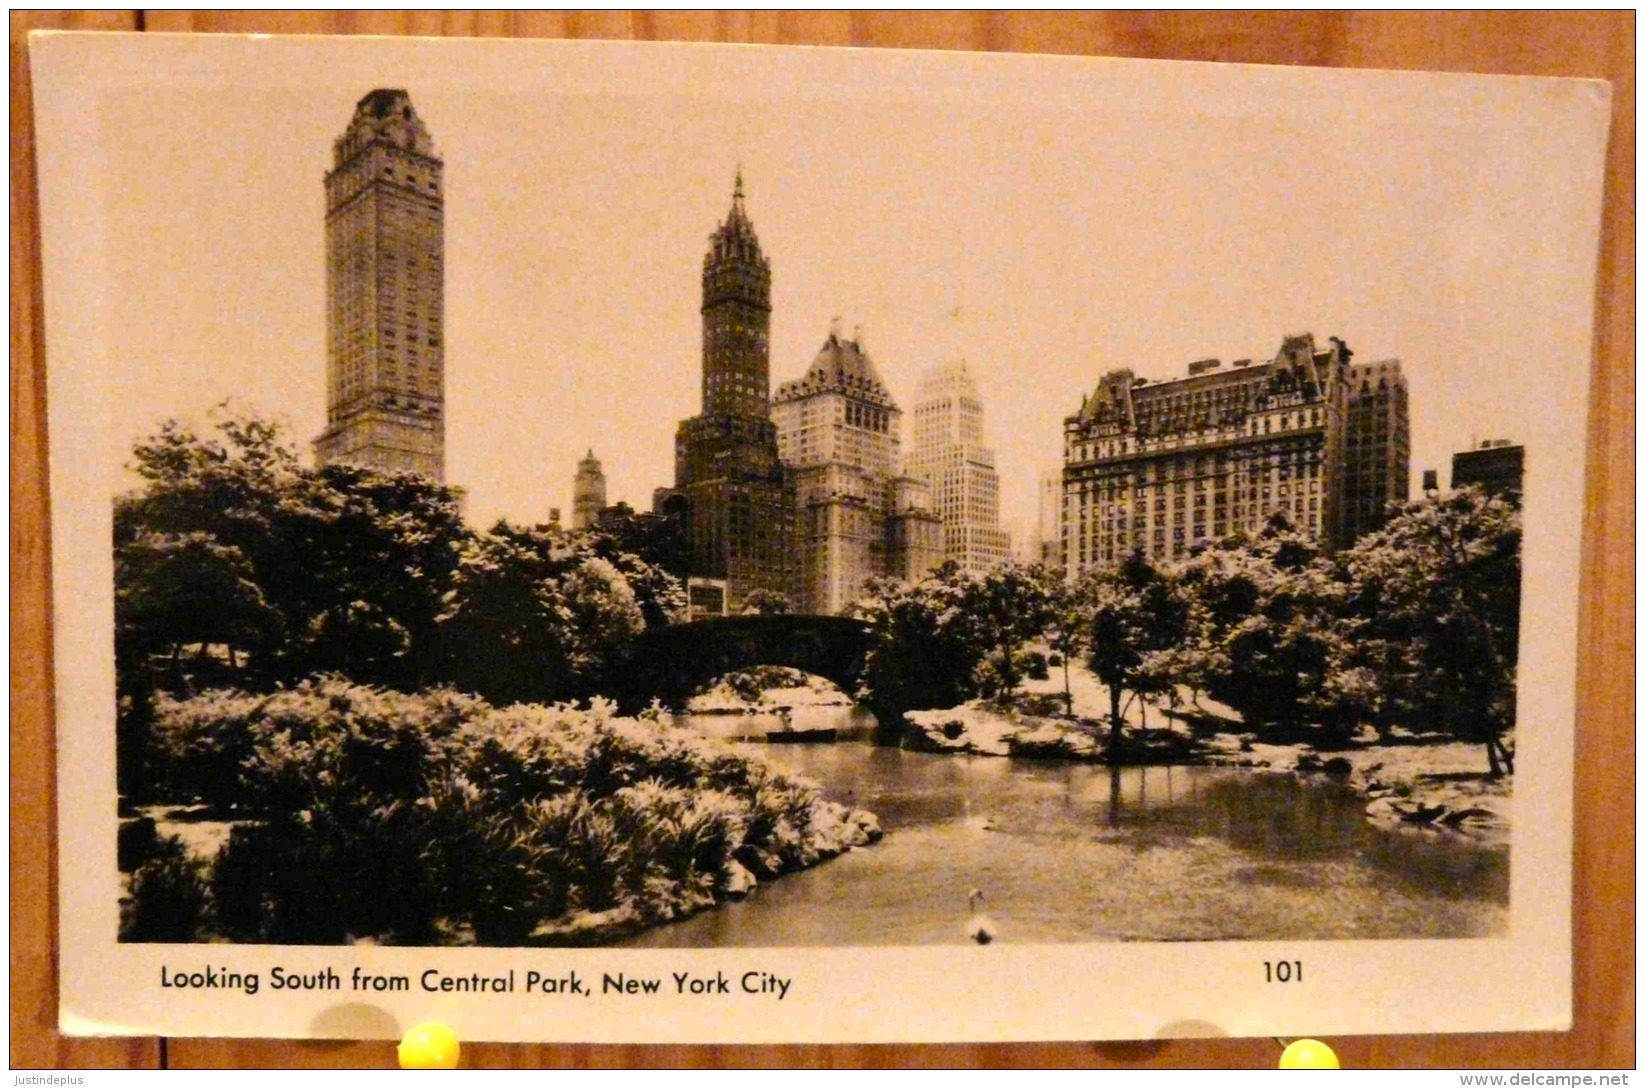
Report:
572,449,607,530
772,327,943,614
314,89,447,482
1061,334,1409,575
666,173,798,612
908,361,1013,575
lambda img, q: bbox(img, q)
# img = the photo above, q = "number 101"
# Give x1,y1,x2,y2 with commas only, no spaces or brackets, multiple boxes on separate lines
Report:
1263,960,1302,983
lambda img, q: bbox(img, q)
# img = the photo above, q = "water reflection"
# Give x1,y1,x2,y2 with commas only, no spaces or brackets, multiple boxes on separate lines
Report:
631,706,1509,947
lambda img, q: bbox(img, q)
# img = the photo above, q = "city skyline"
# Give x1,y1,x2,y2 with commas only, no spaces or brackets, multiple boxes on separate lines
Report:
96,55,1577,546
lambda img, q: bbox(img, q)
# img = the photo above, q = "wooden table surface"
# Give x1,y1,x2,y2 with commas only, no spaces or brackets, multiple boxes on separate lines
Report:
10,10,1634,1070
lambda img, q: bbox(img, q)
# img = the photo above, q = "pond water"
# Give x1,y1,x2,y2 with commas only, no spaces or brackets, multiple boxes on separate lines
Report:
620,703,1509,947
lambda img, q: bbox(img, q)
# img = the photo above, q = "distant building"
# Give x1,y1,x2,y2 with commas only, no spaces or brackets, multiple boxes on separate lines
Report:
1341,358,1412,542
670,173,798,612
907,361,1013,574
572,449,607,529
1036,468,1066,571
887,475,944,586
686,577,730,622
1452,439,1525,499
1061,334,1409,575
314,89,446,482
772,327,942,614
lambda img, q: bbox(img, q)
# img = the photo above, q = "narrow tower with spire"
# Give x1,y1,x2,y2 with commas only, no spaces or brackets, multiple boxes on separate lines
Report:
700,169,773,419
572,448,607,529
668,172,798,612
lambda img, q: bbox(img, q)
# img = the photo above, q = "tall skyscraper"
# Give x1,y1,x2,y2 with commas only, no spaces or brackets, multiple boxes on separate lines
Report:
908,361,1013,574
772,325,942,614
1341,358,1412,543
572,449,607,529
1060,333,1409,576
314,89,446,482
669,173,798,612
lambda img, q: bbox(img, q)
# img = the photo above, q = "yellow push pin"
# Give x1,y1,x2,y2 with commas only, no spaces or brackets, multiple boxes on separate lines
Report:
1278,1038,1340,1069
398,1021,460,1069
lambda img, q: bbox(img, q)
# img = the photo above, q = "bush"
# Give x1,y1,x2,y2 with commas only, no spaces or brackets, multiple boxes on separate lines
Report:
159,680,878,945
149,677,487,812
120,835,211,942
118,816,160,873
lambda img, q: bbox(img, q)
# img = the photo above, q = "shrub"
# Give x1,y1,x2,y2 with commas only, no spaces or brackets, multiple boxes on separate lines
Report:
118,816,160,873
120,835,211,942
428,787,577,945
211,806,444,945
159,679,877,945
149,688,264,808
1019,650,1050,681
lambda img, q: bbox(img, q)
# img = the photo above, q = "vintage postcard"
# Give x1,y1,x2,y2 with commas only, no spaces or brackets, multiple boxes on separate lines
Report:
31,32,1608,1043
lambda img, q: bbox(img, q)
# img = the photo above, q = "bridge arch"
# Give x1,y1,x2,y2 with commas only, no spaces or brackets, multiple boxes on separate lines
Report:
616,615,872,711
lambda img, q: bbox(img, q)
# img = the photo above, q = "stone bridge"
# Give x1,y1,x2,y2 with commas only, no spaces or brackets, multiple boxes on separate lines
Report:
615,614,873,711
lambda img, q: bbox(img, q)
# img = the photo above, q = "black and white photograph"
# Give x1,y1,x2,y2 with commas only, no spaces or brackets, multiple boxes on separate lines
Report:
34,32,1606,1042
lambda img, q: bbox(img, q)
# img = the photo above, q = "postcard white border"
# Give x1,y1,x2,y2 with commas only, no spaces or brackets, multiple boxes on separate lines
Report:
32,31,1606,1043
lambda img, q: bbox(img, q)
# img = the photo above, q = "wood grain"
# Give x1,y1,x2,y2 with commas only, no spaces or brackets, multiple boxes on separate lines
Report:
9,7,158,1071
10,10,1633,1070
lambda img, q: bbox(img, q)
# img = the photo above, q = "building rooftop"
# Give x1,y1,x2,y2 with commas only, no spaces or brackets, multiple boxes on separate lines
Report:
775,330,895,407
706,169,767,267
356,88,412,118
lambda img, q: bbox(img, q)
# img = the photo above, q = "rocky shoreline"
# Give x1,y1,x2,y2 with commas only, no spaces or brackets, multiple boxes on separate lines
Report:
684,669,855,716
896,701,1510,848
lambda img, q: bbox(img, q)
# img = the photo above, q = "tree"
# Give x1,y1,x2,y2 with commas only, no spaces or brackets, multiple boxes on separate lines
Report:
962,564,1059,699
436,522,648,706
1343,487,1522,777
115,405,471,691
113,530,281,800
740,589,792,617
854,563,990,719
580,530,687,629
582,507,689,583
1042,576,1085,716
1073,551,1189,759
115,531,280,678
1157,512,1393,746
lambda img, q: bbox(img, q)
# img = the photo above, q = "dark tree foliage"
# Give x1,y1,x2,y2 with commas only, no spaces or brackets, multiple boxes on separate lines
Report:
855,562,1062,717
582,508,690,583
1343,486,1522,776
1073,550,1190,758
964,564,1060,698
854,562,990,720
436,521,667,706
115,405,469,693
113,408,686,793
1168,518,1365,746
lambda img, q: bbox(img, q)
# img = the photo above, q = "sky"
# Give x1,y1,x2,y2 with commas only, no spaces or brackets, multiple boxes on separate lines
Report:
89,37,1605,544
